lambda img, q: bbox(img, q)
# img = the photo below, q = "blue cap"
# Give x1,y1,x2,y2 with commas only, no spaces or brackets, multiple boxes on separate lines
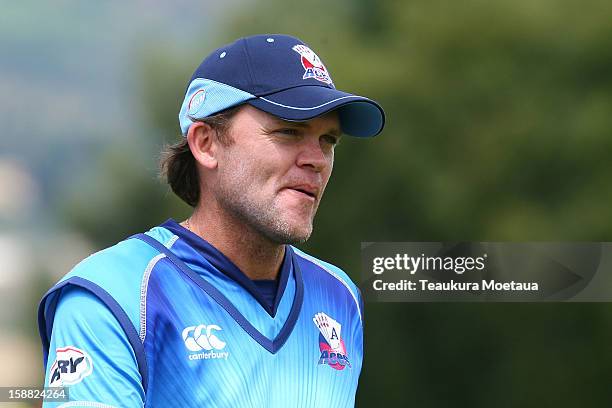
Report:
179,34,385,137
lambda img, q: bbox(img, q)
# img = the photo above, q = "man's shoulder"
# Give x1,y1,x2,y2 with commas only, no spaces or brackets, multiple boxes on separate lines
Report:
44,226,176,334
291,246,362,304
291,247,352,282
61,236,157,284
59,226,175,285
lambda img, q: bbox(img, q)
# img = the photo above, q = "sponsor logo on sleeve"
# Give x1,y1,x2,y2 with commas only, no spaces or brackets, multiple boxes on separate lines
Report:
313,312,351,370
49,346,93,386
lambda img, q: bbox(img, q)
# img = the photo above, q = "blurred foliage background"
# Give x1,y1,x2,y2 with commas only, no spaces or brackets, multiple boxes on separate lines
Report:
1,0,612,406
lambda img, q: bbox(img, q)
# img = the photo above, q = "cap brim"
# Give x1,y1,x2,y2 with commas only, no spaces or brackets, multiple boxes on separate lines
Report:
247,86,385,137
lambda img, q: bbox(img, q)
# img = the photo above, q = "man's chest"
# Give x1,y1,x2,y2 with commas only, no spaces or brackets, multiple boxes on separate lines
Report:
142,267,362,407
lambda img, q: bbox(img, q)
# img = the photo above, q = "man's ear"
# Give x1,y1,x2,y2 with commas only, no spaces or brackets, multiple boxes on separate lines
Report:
187,122,218,170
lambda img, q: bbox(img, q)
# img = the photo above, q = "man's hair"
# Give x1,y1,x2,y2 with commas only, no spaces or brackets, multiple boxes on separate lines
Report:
160,105,242,207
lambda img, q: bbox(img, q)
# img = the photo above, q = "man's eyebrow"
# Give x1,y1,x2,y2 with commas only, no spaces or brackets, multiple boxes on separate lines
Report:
271,119,342,136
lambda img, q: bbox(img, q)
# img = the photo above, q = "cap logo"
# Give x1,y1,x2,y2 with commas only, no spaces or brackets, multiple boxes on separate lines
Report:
292,44,333,85
188,89,206,116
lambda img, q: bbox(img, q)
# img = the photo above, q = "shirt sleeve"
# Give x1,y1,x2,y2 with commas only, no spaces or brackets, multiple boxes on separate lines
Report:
42,286,145,408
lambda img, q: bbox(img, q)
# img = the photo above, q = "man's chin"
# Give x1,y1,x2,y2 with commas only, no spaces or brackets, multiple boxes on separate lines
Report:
265,219,313,245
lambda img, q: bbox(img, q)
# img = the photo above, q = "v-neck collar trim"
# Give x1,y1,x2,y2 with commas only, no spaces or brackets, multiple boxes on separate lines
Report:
160,219,291,318
134,231,304,354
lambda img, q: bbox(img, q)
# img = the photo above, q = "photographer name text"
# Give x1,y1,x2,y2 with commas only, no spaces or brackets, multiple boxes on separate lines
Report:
371,254,539,292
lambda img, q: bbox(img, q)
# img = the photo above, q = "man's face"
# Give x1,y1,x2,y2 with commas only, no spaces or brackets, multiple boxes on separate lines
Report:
212,105,341,245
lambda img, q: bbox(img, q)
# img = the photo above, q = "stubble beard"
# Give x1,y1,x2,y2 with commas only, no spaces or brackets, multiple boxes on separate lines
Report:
215,177,316,246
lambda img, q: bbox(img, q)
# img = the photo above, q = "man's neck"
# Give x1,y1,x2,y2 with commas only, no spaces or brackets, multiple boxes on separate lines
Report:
185,207,285,281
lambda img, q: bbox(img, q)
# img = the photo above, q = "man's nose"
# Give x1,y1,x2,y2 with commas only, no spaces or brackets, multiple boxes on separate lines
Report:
296,138,329,172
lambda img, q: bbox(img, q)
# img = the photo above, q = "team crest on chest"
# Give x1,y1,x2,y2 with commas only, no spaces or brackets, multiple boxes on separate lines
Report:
313,312,351,370
292,44,333,85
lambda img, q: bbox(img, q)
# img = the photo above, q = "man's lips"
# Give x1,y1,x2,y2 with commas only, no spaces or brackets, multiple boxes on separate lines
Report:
283,184,320,201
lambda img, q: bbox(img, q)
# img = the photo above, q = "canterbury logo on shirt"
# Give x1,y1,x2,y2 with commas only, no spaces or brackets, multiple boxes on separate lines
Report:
182,324,230,361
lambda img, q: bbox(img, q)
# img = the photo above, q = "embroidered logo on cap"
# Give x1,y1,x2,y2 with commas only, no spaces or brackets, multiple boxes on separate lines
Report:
188,89,206,116
292,45,333,85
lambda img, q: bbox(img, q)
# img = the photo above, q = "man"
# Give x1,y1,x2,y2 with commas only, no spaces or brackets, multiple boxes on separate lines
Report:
38,34,384,407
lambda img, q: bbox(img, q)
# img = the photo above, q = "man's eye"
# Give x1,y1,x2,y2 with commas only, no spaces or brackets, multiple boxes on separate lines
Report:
322,135,339,145
277,128,299,136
